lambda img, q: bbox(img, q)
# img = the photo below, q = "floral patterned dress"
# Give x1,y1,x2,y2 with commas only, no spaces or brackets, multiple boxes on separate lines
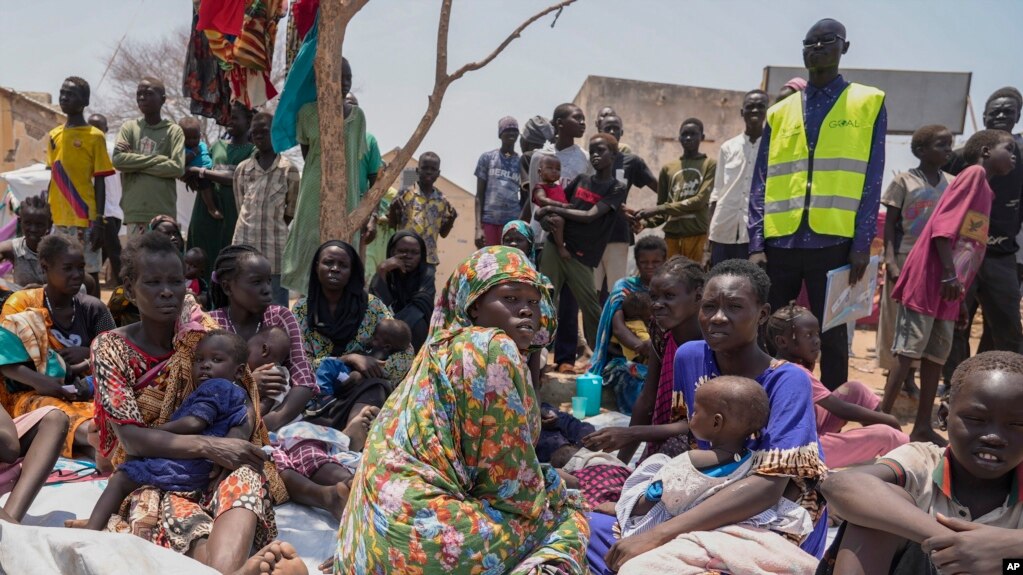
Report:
334,246,589,575
292,293,413,387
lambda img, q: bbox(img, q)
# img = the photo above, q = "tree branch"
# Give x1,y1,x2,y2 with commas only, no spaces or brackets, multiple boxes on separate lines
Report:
337,0,579,242
435,0,453,86
448,0,577,82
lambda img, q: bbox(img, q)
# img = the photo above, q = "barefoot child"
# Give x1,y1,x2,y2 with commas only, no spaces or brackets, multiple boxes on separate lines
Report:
884,129,1018,445
184,247,210,309
179,117,220,220
821,351,1023,575
533,154,573,260
613,376,818,575
83,330,253,530
877,125,954,397
769,303,908,468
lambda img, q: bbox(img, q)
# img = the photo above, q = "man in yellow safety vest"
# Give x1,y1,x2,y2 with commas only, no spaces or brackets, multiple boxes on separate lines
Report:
748,18,887,391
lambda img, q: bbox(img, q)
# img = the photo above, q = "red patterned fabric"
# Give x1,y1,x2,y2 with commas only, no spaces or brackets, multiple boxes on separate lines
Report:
197,0,246,36
573,464,632,507
271,439,331,476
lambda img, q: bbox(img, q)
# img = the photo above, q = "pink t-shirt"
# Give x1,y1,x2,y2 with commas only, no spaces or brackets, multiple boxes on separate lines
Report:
890,166,993,321
793,363,832,427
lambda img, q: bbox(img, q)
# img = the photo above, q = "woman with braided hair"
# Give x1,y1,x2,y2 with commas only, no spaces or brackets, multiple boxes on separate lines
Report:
86,231,289,573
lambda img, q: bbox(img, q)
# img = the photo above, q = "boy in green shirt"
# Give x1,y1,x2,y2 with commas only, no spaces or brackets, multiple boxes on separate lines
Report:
635,118,717,261
112,77,185,239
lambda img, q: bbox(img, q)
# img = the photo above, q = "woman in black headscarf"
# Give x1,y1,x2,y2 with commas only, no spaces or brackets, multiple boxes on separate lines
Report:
368,231,435,351
292,241,414,427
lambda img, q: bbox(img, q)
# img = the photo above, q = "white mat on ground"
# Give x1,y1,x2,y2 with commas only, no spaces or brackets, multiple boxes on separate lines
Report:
1,478,336,573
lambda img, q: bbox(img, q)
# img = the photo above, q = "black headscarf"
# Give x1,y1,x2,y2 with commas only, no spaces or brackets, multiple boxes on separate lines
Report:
306,240,368,353
369,231,435,319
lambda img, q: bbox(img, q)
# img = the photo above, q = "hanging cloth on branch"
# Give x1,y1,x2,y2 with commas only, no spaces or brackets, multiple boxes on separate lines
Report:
184,1,232,125
203,0,285,109
270,12,318,152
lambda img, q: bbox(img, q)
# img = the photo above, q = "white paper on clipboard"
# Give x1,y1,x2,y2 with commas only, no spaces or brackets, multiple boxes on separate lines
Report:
821,255,880,333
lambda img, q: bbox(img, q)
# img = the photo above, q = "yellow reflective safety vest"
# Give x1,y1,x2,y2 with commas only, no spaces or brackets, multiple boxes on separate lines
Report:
764,83,885,239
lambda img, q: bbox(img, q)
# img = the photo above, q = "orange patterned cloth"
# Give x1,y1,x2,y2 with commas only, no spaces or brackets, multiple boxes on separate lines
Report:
204,0,285,108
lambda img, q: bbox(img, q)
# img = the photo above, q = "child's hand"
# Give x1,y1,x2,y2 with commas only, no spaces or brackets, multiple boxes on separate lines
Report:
541,409,559,430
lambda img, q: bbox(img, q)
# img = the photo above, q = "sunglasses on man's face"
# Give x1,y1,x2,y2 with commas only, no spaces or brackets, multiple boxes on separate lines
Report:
802,34,845,48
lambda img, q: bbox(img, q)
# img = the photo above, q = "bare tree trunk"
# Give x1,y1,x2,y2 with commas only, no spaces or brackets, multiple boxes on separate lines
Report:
316,0,369,243
316,0,577,242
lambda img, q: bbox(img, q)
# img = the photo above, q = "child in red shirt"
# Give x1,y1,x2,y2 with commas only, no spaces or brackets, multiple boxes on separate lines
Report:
884,129,1017,445
533,154,572,259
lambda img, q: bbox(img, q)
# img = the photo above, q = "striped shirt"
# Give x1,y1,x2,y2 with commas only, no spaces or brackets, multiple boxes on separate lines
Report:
232,153,300,274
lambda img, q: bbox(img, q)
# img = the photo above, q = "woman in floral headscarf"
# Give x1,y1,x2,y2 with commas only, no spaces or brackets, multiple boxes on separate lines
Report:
334,246,589,575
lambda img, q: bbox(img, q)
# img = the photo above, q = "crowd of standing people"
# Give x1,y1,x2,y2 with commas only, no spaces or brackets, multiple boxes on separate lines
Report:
0,13,1021,575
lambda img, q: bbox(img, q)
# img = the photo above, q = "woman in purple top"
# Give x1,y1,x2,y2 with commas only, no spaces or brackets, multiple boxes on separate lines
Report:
590,260,827,574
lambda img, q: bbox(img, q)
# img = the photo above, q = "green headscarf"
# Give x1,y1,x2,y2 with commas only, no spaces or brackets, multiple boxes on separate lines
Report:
429,246,555,350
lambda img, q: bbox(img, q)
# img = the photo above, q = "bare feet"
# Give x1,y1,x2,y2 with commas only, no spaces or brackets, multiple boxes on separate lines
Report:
85,420,115,474
235,541,308,575
909,427,948,447
327,481,351,522
342,406,379,452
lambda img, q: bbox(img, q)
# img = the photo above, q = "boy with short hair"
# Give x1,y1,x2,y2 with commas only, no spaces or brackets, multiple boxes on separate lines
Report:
705,90,767,268
525,104,595,372
232,112,299,306
877,125,953,388
48,76,114,288
474,117,524,248
596,111,632,154
598,113,657,294
821,351,1023,575
389,152,456,268
636,118,717,261
884,129,1018,445
538,134,627,349
112,77,185,240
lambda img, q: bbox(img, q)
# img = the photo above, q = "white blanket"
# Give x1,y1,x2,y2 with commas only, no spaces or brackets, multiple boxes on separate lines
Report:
0,478,337,574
